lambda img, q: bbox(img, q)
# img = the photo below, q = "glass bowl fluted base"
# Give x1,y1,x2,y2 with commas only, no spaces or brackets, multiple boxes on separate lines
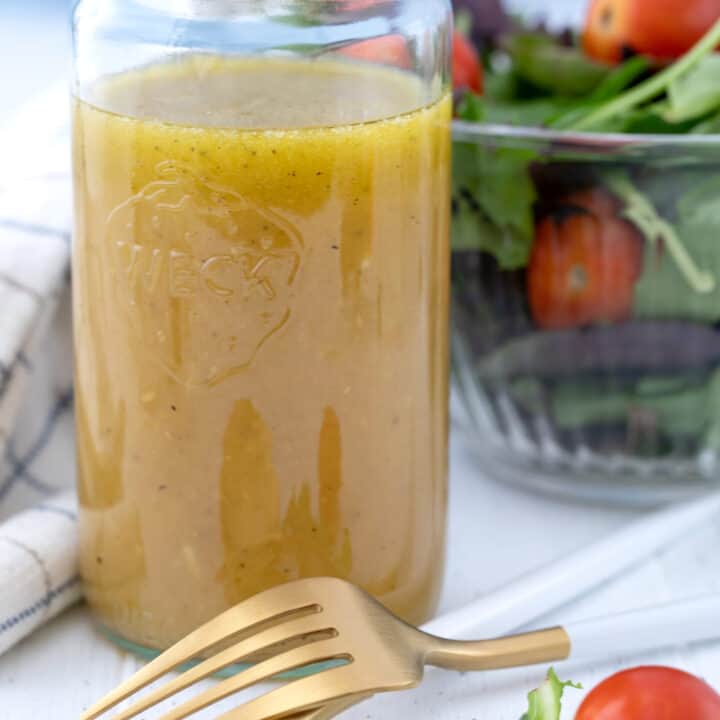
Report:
452,341,720,508
458,429,719,507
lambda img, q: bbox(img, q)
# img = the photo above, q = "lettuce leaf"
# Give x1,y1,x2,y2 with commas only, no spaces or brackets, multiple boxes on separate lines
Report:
665,55,720,123
633,175,720,322
452,98,537,268
521,669,581,720
505,33,610,97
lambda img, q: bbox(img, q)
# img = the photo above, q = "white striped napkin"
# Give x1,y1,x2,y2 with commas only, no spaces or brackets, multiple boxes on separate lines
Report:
0,84,80,656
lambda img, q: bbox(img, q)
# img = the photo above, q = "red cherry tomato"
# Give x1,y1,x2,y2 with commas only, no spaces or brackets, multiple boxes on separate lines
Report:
583,0,720,64
338,34,412,69
453,31,484,93
564,187,623,218
583,0,632,64
576,666,720,720
339,30,483,92
528,190,642,330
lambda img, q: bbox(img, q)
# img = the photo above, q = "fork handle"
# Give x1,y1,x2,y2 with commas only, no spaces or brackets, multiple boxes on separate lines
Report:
424,627,571,672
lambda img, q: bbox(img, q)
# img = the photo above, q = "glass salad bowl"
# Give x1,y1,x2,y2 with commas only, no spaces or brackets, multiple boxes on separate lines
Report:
451,123,720,506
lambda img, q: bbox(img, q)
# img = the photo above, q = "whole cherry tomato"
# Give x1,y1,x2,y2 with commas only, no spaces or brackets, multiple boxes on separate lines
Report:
528,189,643,330
583,0,720,64
576,666,720,720
453,30,484,93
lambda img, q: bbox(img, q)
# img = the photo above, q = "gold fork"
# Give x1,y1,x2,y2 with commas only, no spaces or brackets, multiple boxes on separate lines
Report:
83,494,720,720
82,577,569,720
83,578,720,720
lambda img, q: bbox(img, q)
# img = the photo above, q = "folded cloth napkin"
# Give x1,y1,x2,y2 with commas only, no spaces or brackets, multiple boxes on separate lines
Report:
0,491,80,655
0,84,79,656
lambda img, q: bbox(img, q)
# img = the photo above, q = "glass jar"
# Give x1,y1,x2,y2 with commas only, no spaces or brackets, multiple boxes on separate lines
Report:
72,0,452,655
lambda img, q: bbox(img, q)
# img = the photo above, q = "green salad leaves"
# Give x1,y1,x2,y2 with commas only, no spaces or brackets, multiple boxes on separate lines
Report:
453,17,720,447
452,132,536,269
454,17,720,292
521,669,581,720
633,175,720,321
504,33,610,98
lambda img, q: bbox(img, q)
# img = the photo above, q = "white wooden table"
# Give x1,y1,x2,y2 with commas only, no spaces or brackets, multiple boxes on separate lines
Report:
2,432,720,720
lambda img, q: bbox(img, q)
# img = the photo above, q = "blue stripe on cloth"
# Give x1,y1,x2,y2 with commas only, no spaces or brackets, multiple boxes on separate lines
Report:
0,219,71,245
33,505,77,522
0,271,42,302
11,463,57,495
0,390,73,503
0,575,81,636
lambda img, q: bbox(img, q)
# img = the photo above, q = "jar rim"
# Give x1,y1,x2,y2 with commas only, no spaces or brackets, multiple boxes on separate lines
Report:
452,119,720,148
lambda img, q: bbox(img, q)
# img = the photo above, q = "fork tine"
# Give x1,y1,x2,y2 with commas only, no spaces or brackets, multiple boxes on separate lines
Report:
157,638,349,720
81,582,323,720
107,615,337,720
219,664,370,720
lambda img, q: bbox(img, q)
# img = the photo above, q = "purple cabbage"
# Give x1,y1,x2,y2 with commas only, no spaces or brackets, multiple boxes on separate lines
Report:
452,0,510,44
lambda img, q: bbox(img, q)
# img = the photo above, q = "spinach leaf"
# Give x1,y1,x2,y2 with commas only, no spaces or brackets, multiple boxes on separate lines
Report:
665,55,720,123
636,376,714,437
452,193,533,267
452,139,537,267
548,57,652,130
484,63,569,104
692,112,720,133
677,173,720,225
621,107,702,134
549,382,633,430
456,92,485,122
472,67,575,126
453,101,538,267
554,101,703,134
483,66,523,103
548,376,711,437
505,33,610,97
511,373,714,440
587,55,652,104
633,175,720,322
482,97,574,127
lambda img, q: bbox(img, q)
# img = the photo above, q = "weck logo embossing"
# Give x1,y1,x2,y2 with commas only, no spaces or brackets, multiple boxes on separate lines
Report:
106,161,303,386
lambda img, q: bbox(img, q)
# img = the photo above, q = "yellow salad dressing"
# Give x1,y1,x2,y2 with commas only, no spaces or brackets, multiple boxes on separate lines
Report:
73,55,451,649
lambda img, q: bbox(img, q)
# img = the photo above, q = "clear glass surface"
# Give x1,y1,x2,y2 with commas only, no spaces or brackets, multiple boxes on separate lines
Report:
72,0,452,654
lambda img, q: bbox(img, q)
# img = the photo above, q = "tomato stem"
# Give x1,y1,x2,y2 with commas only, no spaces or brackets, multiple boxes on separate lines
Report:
606,172,716,294
571,18,720,131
